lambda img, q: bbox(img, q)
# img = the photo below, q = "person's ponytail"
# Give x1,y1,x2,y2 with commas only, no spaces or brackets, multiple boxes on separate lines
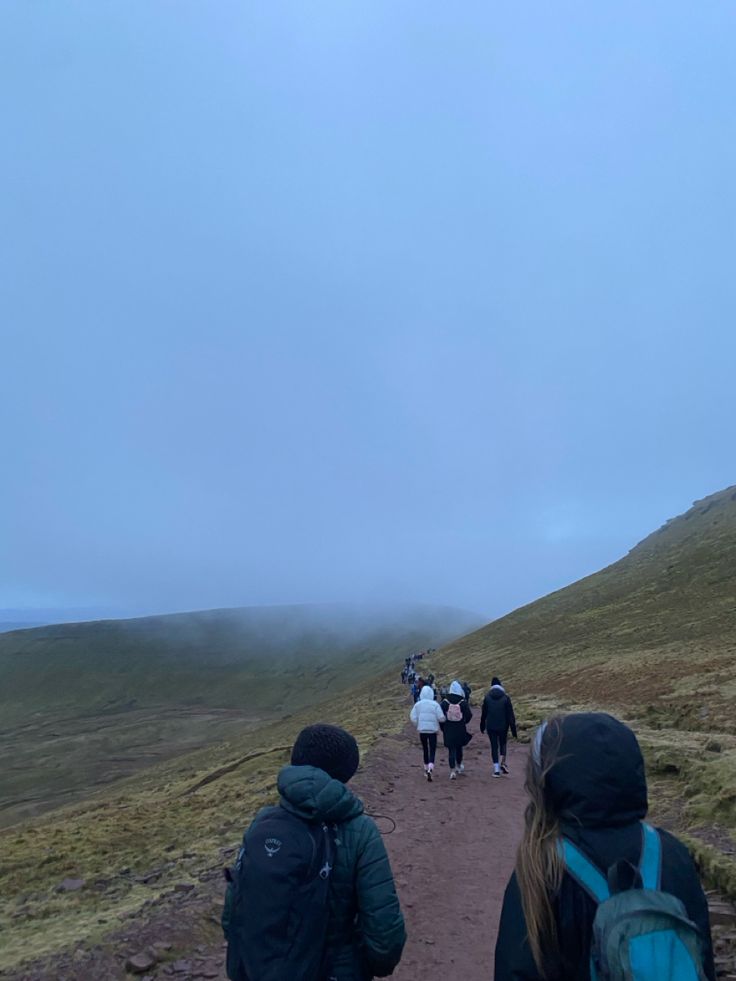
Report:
515,718,565,978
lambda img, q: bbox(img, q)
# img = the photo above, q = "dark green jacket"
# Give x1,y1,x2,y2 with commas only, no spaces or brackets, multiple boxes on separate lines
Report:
224,765,405,980
276,765,405,979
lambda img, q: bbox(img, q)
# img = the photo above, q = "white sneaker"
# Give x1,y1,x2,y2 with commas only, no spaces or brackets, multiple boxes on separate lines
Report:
450,770,457,780
459,763,465,774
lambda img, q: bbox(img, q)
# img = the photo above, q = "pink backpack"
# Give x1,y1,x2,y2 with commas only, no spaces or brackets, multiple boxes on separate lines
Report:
446,702,463,723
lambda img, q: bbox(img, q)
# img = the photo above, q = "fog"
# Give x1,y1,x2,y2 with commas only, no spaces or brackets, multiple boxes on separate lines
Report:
1,2,734,622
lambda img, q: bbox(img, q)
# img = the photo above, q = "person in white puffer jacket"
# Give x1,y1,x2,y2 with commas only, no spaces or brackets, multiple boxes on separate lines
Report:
410,685,446,781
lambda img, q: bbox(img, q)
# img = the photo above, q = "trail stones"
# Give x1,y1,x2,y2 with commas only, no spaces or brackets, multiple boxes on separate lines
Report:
125,950,157,974
710,899,736,926
173,882,195,894
56,877,85,893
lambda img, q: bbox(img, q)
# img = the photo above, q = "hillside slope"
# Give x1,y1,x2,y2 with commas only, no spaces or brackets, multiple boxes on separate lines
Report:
0,602,481,720
439,486,736,897
0,603,481,825
443,485,736,731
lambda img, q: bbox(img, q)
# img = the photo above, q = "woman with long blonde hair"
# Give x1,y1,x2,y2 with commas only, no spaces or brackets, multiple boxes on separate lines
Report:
494,713,715,980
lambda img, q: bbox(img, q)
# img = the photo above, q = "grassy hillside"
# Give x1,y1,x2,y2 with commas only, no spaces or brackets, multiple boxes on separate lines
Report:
439,485,736,894
0,603,480,825
441,486,736,724
0,603,481,721
0,677,411,973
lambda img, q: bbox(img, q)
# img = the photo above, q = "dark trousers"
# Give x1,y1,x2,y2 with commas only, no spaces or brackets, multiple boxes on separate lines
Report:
488,730,508,764
448,745,464,769
420,732,437,765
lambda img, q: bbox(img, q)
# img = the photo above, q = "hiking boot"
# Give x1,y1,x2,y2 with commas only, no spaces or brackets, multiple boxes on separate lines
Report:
501,762,509,774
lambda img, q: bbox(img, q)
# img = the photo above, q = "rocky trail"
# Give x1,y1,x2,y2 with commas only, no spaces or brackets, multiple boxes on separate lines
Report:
6,717,736,980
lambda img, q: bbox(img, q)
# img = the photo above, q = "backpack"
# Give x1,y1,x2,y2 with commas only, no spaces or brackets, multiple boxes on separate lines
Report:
446,702,464,723
223,806,336,981
559,823,707,981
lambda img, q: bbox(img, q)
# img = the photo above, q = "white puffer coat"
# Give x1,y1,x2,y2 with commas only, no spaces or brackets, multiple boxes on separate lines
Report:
410,686,446,733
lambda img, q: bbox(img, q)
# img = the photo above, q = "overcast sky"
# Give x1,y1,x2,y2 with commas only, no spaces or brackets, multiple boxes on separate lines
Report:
1,2,734,620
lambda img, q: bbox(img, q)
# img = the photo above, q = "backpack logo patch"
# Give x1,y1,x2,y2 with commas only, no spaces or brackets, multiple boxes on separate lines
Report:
264,837,282,858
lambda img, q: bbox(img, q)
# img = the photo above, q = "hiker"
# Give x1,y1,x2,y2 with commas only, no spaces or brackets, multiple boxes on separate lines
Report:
440,680,473,780
410,684,446,781
461,680,472,704
412,677,424,704
223,723,406,981
480,676,517,777
494,713,715,981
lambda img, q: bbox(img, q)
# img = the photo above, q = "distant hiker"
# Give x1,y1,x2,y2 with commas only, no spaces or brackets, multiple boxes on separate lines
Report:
440,680,473,780
494,713,715,981
461,680,472,704
223,723,406,981
412,677,424,703
410,684,446,781
480,676,517,777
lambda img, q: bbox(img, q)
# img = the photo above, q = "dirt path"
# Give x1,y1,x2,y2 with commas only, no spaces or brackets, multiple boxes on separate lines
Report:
6,718,528,981
352,719,528,981
9,713,736,981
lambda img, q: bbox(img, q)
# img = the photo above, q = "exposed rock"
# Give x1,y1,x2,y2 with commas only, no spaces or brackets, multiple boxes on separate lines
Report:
125,950,157,974
56,877,85,893
710,900,736,926
174,882,195,894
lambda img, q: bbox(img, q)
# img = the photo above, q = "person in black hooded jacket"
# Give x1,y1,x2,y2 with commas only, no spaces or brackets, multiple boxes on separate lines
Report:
480,676,517,777
494,713,715,981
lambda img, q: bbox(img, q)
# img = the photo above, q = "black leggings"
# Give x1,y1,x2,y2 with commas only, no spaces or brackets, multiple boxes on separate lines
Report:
448,745,464,769
420,733,437,765
488,730,508,764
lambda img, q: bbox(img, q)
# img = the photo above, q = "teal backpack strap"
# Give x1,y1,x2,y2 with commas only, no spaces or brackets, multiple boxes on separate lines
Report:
638,822,662,891
558,838,610,903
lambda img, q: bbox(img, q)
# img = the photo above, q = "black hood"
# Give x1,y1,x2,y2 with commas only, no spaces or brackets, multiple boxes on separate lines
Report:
489,688,505,701
544,713,648,830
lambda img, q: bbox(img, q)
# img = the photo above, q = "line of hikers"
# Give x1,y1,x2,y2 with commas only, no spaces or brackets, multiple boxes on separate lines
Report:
410,675,517,780
400,649,435,687
222,714,715,981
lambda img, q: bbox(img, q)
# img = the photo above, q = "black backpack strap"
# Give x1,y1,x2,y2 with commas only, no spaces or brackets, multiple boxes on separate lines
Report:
606,859,642,895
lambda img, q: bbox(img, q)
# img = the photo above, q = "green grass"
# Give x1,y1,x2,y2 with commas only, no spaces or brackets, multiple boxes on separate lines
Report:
0,678,408,971
0,603,481,826
437,485,736,894
4,486,736,972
